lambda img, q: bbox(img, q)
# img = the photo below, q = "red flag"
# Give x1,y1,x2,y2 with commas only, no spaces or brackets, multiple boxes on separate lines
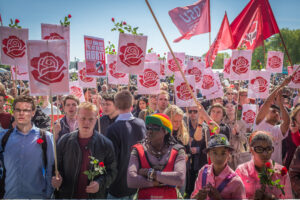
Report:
230,0,279,50
205,12,233,68
0,14,3,26
169,0,210,43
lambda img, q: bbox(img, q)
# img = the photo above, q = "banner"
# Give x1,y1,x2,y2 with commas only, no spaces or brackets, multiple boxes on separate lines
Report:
11,65,29,81
69,81,85,102
138,62,160,94
78,62,96,88
0,26,28,68
248,70,271,99
230,50,252,80
145,53,159,62
27,40,69,96
41,23,70,64
242,104,257,125
166,52,185,75
174,73,197,107
185,60,204,89
199,68,218,96
84,35,106,77
116,33,147,75
223,58,231,79
289,65,300,89
205,72,224,100
160,59,166,78
266,51,284,73
107,54,129,85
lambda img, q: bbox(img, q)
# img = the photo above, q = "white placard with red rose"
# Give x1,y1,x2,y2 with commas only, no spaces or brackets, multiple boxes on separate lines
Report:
27,40,69,96
145,53,159,62
289,65,300,88
165,52,185,75
174,73,197,107
185,60,204,89
0,26,28,68
199,68,219,96
107,54,129,85
78,62,96,88
242,104,257,125
84,35,106,77
266,51,284,73
230,50,252,80
205,72,224,100
11,66,29,81
138,62,160,94
288,66,293,76
41,24,70,65
159,59,166,79
248,70,271,99
69,81,85,102
223,58,231,79
116,33,147,75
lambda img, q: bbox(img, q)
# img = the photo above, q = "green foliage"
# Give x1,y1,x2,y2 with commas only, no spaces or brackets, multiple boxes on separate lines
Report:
8,18,21,29
147,48,154,53
60,15,71,27
105,41,117,55
111,18,143,35
83,156,106,181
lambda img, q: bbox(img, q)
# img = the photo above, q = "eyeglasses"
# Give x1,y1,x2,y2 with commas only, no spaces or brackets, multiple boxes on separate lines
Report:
188,110,198,114
14,108,32,114
252,146,274,154
146,126,161,132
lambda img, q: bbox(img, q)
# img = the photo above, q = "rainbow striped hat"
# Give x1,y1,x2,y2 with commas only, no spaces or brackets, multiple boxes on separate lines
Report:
145,113,173,134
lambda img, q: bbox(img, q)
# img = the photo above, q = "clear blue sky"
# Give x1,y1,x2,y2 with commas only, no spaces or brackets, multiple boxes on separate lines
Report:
1,0,299,61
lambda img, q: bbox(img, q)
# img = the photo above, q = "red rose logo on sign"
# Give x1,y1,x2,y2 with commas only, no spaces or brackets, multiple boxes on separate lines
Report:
119,43,144,67
109,61,126,78
168,58,183,72
70,86,83,98
139,69,158,88
292,70,300,84
232,56,249,75
268,56,281,69
31,52,66,85
250,76,268,92
242,110,256,124
43,32,64,40
188,67,201,82
2,35,26,59
160,63,165,76
202,75,214,89
224,59,231,74
176,82,194,101
79,68,94,83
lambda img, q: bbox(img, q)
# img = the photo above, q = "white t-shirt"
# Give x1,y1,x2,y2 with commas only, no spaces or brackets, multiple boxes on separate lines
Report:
41,103,61,116
254,120,288,164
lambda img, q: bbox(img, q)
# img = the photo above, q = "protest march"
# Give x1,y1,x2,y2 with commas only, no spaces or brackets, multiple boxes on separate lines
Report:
1,0,300,199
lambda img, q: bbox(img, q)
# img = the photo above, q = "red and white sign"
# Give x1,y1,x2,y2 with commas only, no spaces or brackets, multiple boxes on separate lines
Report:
206,72,224,100
41,24,70,65
266,51,284,73
138,62,160,94
230,50,252,80
145,53,159,62
107,54,129,85
160,59,166,79
78,62,96,88
27,40,69,96
166,52,185,75
223,58,231,79
242,104,257,124
248,70,271,99
174,73,196,107
199,68,218,96
69,81,85,102
0,26,28,68
116,33,147,75
185,60,204,89
84,36,106,77
289,65,300,88
11,66,29,81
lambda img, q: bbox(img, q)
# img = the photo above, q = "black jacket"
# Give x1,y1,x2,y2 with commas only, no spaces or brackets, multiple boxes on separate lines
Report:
56,130,117,199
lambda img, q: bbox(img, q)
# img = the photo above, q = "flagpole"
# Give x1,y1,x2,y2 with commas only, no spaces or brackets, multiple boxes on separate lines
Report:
278,31,293,68
145,0,199,108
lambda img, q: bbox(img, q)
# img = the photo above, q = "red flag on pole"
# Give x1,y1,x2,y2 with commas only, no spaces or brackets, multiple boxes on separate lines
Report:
230,0,279,50
0,14,3,26
205,12,233,68
169,0,210,43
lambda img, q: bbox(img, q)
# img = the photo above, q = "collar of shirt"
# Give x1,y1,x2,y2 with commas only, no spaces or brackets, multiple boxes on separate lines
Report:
14,124,39,136
116,112,134,121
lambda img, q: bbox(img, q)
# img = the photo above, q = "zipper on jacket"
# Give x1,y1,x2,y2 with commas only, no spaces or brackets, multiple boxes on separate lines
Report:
71,142,82,198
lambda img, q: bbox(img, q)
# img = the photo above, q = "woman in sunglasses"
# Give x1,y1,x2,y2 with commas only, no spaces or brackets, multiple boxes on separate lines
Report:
236,131,293,199
127,113,186,199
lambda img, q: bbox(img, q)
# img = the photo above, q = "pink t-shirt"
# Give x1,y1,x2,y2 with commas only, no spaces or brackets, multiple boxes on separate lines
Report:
191,164,246,200
235,159,293,199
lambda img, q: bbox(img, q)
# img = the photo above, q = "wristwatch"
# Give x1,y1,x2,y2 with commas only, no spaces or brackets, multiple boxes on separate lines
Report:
197,123,203,128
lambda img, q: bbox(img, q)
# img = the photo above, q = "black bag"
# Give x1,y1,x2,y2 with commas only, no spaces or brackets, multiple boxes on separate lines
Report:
0,129,47,198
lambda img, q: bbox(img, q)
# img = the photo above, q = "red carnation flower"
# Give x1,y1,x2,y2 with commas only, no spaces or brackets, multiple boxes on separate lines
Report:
281,166,288,176
99,162,104,167
68,14,72,18
4,96,9,99
157,54,160,57
37,138,44,144
111,17,115,22
15,19,20,24
123,21,126,25
112,49,115,52
265,162,271,168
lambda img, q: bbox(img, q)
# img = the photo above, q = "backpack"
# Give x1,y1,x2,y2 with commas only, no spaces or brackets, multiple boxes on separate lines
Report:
0,128,47,198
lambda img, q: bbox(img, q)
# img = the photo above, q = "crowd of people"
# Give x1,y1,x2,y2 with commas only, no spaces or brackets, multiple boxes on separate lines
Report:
1,70,300,199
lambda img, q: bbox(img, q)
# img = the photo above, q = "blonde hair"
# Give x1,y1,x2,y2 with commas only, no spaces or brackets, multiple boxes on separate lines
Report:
77,102,98,115
164,105,189,145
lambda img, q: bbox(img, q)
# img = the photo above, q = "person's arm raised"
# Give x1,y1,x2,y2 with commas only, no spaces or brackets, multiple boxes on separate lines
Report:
276,89,290,136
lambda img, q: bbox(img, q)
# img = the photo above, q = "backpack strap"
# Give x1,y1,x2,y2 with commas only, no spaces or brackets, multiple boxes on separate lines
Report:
217,173,236,193
39,129,48,168
1,128,14,153
201,166,208,188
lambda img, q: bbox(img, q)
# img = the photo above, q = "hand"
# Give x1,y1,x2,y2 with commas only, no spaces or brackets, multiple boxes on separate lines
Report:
275,89,283,105
51,173,63,189
138,168,149,178
207,185,222,200
208,120,220,134
232,123,240,135
191,147,198,154
53,121,61,134
86,181,99,193
194,188,208,200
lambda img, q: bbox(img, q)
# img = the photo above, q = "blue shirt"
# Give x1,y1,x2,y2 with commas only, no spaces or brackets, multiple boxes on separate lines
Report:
0,125,54,198
115,112,135,121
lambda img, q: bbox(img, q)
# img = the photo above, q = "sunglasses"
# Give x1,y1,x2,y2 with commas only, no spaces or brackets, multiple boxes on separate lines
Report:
146,126,161,132
252,146,274,154
188,110,198,114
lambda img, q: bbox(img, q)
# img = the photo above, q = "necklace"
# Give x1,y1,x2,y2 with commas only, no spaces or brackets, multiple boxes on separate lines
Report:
146,142,166,160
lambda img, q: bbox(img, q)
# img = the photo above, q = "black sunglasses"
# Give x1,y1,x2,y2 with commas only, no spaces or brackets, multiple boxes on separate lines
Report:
188,110,198,114
253,146,274,154
146,126,161,132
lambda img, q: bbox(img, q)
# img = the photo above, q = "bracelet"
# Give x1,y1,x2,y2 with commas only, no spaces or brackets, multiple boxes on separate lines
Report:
147,168,153,181
197,123,203,128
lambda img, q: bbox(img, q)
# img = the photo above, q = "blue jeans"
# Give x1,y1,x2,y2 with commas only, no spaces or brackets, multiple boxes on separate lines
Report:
107,193,135,199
